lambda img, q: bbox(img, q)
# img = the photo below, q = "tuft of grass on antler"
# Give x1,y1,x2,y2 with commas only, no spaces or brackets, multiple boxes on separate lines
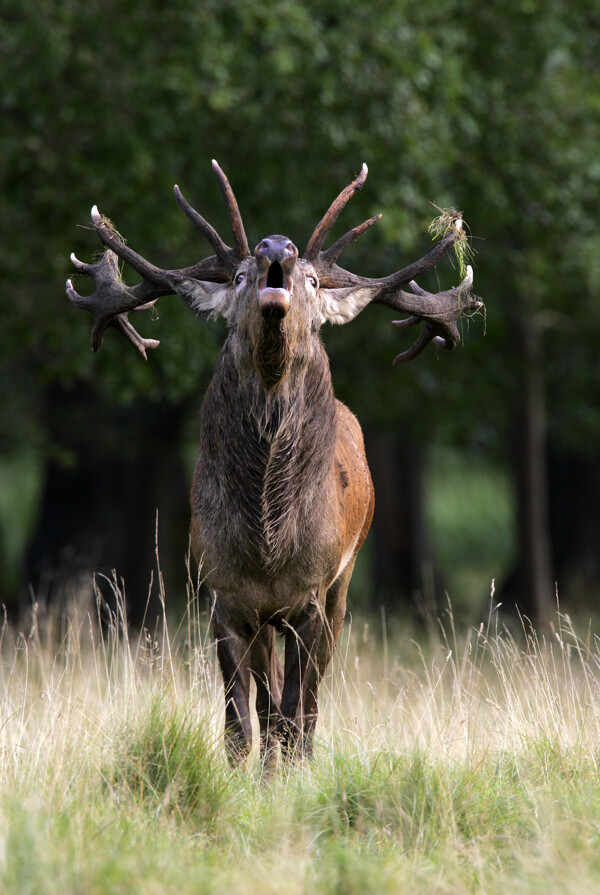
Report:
99,214,127,244
428,205,475,281
91,216,127,279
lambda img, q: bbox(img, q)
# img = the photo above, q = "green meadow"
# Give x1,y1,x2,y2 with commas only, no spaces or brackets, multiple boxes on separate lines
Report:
2,581,600,895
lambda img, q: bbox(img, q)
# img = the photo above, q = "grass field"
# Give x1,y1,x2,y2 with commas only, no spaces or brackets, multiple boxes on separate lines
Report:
2,580,600,894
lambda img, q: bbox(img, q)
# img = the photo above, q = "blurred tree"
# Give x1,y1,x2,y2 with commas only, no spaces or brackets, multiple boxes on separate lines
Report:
1,0,598,623
452,0,600,622
1,0,472,618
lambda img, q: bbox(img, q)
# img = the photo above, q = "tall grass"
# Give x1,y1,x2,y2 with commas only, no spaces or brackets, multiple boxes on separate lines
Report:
2,578,600,894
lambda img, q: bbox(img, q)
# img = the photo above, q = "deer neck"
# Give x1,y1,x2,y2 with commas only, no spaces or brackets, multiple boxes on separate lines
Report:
205,336,337,569
213,334,338,479
228,328,329,435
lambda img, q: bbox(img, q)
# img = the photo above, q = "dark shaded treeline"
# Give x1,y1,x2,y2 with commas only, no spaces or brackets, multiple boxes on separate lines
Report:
2,0,599,625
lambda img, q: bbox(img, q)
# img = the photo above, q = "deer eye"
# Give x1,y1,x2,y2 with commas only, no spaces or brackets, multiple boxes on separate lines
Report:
306,275,318,289
234,271,245,286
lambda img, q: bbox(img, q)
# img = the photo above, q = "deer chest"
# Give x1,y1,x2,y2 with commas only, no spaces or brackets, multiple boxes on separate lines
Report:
190,437,340,588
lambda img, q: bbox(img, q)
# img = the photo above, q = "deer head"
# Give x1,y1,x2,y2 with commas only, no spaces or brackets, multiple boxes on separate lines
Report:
66,161,481,367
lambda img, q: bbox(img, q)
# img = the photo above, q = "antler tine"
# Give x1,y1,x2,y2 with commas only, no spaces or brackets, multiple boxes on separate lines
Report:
320,214,382,267
304,163,369,262
211,159,250,259
91,206,171,288
112,314,160,360
391,324,451,366
174,185,230,260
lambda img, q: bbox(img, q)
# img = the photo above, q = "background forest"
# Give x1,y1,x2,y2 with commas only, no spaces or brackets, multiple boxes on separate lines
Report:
1,0,599,629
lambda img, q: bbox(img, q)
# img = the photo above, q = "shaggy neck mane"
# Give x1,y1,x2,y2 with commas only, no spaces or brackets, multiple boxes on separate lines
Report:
210,336,338,569
253,321,292,390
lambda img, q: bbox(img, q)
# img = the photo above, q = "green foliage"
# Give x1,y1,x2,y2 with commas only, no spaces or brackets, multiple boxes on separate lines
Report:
451,0,600,448
2,0,600,610
0,0,479,413
3,0,598,424
426,447,517,615
0,450,43,595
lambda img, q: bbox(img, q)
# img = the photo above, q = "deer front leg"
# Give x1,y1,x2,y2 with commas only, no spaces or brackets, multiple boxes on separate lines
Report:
298,559,356,747
250,625,284,767
213,608,253,764
279,598,325,759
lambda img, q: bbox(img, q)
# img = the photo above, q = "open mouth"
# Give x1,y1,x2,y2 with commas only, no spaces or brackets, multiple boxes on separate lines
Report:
258,261,291,318
267,262,284,289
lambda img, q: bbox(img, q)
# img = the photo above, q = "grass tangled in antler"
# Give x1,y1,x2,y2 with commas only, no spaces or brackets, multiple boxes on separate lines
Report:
90,215,127,280
428,205,476,281
428,206,485,333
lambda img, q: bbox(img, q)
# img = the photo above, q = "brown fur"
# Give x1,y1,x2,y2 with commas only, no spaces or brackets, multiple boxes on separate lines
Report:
187,239,374,763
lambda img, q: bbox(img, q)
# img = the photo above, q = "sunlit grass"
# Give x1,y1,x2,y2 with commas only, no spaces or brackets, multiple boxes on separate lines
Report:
1,578,600,894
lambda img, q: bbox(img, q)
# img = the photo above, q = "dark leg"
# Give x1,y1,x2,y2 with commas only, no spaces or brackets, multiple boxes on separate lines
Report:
279,597,324,759
213,612,253,764
304,559,356,746
250,625,284,766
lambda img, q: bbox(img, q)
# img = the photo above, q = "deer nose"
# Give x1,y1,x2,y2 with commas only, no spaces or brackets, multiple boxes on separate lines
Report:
255,235,298,266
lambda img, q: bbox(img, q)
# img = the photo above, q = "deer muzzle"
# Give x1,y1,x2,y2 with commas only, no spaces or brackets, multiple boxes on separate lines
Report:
255,235,298,319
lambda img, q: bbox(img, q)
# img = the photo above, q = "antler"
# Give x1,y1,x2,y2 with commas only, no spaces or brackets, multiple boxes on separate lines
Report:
66,161,250,356
174,160,250,262
388,261,475,364
304,164,382,264
304,166,482,363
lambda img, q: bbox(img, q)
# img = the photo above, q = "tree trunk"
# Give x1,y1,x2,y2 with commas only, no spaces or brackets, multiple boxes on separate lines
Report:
364,429,437,622
502,312,554,626
548,449,600,605
24,382,191,629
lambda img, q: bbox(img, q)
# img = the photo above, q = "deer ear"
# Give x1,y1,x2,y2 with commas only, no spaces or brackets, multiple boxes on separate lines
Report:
168,275,233,321
318,286,375,326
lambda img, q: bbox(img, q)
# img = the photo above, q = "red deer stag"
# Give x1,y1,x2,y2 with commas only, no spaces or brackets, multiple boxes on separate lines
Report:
66,162,480,762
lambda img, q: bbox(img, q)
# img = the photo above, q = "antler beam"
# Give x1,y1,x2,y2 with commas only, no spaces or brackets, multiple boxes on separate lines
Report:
304,168,482,362
66,163,248,356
